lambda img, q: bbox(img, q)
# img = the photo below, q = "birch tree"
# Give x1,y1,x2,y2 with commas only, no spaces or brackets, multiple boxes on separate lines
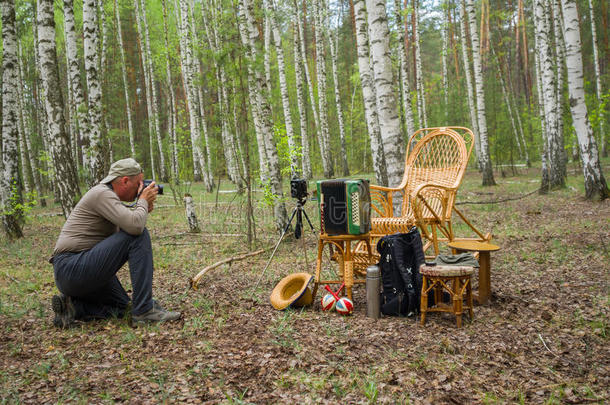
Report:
161,0,178,180
1,0,23,239
465,0,495,185
588,0,606,157
353,0,387,185
37,0,80,218
413,1,427,128
393,0,415,137
114,0,136,157
534,0,564,189
293,9,312,179
366,0,404,187
83,0,105,182
313,0,334,178
238,0,288,230
328,4,349,176
560,0,609,200
63,0,91,170
459,3,480,162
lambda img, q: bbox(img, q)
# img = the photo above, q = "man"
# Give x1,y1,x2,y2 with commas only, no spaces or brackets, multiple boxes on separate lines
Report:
50,158,180,327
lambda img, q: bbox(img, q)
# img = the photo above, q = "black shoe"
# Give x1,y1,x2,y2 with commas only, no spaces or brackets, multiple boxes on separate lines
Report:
52,294,76,328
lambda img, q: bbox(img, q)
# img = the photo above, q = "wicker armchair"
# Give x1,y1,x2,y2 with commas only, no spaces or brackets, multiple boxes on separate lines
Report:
368,126,490,257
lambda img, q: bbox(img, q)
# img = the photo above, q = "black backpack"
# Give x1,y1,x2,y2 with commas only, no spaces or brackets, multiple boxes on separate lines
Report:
376,228,425,317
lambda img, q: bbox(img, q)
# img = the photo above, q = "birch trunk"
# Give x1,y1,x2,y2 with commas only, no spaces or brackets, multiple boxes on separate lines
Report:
314,0,334,178
552,0,567,178
328,6,349,176
83,0,105,183
293,15,312,179
465,0,495,185
269,0,300,177
353,0,388,185
1,0,23,238
413,1,427,128
459,4,480,163
177,0,206,183
238,0,288,231
37,0,80,218
588,0,606,157
535,46,550,192
114,0,136,158
63,0,91,171
441,0,449,119
534,0,564,189
296,1,323,175
561,0,609,199
16,44,31,196
161,0,178,180
366,0,404,187
139,0,166,180
393,0,415,137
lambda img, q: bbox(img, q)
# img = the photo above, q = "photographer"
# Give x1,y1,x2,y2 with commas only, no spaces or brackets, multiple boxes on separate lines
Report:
49,158,180,328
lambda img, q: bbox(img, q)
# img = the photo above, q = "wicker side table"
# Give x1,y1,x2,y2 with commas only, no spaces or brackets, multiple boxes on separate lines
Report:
313,233,373,300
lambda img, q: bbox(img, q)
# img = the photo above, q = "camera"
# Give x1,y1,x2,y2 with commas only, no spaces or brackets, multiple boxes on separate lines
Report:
290,178,307,200
143,179,164,195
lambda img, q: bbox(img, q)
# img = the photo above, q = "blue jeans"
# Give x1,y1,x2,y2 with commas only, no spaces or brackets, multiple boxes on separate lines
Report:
53,229,154,320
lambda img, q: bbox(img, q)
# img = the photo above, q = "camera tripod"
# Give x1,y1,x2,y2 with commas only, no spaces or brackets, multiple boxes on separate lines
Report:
256,197,315,287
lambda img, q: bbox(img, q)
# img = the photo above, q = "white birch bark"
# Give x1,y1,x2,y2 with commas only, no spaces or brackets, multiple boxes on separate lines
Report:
393,0,415,137
534,46,550,191
366,0,404,187
459,3,480,163
83,0,105,183
465,0,495,185
441,0,449,118
37,0,81,218
177,0,206,183
328,5,349,176
561,0,609,199
63,0,91,171
313,0,334,178
238,0,288,230
413,1,427,128
269,0,300,177
161,0,179,181
552,0,567,178
588,0,606,157
293,12,312,179
16,44,31,195
1,0,23,238
534,0,564,188
353,0,388,185
139,0,166,180
114,0,136,158
264,13,273,97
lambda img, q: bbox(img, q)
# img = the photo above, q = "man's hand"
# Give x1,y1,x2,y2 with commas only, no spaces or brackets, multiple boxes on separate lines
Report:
139,181,158,213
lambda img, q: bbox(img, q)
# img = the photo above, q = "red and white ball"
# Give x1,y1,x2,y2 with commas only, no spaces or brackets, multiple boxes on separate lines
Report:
336,297,354,315
321,294,337,311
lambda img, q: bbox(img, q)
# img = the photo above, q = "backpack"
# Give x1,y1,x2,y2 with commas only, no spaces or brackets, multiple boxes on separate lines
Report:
376,227,425,317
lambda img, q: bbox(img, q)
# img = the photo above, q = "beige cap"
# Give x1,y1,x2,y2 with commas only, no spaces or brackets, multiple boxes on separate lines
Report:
100,158,143,183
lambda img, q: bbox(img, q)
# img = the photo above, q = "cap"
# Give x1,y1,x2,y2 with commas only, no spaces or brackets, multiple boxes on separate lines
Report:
100,158,143,184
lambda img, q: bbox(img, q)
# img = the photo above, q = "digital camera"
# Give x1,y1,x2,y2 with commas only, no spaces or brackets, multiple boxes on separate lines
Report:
290,178,307,200
143,179,164,195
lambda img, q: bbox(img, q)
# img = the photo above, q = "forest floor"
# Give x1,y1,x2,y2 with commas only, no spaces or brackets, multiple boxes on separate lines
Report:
1,163,609,404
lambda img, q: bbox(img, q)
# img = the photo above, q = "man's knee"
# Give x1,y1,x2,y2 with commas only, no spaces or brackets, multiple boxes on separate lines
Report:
123,227,151,249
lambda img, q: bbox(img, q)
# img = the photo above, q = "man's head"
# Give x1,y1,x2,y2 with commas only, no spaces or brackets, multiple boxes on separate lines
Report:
101,158,144,202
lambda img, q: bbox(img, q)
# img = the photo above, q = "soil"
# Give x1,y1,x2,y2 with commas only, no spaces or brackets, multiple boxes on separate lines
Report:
1,172,609,403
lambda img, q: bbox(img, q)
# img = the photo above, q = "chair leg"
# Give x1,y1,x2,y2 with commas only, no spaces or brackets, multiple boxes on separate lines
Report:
453,277,463,328
420,276,428,326
467,277,474,320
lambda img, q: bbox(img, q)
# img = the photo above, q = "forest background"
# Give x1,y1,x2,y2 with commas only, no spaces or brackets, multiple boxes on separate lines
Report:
0,0,608,238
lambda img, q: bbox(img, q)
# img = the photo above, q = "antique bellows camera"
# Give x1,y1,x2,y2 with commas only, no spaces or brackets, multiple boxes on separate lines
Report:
316,179,371,235
290,178,308,201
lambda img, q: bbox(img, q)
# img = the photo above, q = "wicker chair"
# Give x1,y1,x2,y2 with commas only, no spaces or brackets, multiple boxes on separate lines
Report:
366,126,490,258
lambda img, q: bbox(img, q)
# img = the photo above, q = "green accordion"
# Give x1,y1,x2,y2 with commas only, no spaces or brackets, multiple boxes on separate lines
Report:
316,179,371,235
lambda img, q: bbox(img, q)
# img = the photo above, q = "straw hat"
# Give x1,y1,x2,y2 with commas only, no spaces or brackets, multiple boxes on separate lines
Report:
270,272,314,310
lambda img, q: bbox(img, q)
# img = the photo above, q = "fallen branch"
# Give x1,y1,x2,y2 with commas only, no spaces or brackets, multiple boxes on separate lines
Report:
190,249,266,290
456,188,539,205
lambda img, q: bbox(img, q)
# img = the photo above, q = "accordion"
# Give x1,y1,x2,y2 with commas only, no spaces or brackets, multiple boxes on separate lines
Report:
316,179,371,235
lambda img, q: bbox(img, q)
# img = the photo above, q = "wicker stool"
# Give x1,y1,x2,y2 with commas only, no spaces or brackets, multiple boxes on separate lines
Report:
420,265,474,328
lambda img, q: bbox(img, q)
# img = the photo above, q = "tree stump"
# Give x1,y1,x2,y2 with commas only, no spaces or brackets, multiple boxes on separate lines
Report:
184,194,200,233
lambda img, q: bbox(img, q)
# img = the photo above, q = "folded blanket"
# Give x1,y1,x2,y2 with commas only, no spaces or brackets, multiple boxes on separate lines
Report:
433,252,479,268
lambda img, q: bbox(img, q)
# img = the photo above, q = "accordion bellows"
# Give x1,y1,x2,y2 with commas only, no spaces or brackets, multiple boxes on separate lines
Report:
316,179,371,235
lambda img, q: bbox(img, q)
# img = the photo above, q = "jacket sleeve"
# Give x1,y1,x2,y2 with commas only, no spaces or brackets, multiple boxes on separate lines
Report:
95,188,149,235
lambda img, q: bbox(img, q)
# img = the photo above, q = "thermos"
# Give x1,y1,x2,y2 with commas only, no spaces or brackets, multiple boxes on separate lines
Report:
366,265,381,319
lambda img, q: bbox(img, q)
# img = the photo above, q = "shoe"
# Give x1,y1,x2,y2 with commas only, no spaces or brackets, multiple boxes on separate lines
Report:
132,302,181,324
51,294,76,328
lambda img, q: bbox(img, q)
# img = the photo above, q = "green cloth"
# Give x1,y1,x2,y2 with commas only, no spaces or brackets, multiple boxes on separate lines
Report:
433,253,479,268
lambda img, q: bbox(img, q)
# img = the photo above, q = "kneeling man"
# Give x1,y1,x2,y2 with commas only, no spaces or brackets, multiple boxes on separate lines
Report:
50,158,180,327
